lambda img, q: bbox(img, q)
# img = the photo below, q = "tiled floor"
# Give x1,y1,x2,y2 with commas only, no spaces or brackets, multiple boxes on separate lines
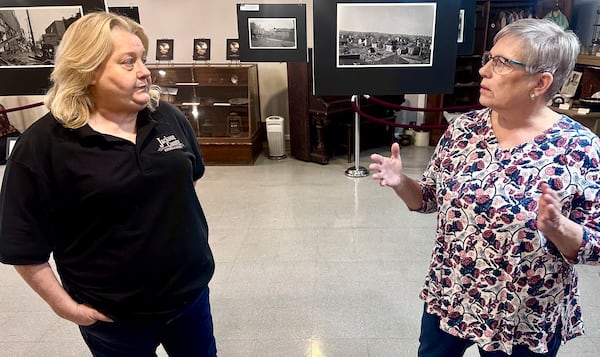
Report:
0,145,599,357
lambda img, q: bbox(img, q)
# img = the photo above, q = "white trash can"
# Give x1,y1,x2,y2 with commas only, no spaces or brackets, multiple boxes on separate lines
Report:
265,116,286,159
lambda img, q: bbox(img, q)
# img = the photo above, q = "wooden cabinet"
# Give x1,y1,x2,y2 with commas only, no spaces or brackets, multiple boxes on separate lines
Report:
148,64,263,165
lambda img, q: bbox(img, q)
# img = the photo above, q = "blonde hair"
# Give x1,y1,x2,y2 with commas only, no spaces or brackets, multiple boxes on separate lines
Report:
45,11,160,129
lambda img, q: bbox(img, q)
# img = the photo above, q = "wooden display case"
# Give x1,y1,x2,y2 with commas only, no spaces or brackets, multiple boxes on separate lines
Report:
147,64,263,165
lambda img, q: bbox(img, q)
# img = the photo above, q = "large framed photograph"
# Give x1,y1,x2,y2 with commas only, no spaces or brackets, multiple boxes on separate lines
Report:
156,39,174,61
0,0,106,95
337,3,435,68
314,0,460,95
457,0,475,55
236,3,307,62
193,38,211,61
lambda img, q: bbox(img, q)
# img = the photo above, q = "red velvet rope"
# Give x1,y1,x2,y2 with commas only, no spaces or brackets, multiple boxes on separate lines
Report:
0,101,45,114
364,95,484,112
351,102,449,129
352,95,484,130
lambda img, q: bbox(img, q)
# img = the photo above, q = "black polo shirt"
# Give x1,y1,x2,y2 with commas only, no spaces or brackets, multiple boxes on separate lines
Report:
0,102,214,322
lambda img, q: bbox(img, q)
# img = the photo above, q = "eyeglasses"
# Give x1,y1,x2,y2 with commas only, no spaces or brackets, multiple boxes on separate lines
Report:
481,52,526,75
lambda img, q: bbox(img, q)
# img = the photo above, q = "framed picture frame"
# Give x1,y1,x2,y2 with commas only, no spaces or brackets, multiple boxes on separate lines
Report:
236,3,307,62
313,0,460,96
560,70,582,97
457,0,475,56
156,39,174,61
226,38,240,61
108,6,140,23
192,38,211,61
0,0,106,96
6,137,18,160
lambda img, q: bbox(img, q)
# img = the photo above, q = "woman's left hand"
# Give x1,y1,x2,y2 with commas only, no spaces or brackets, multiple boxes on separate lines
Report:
537,183,583,262
537,183,563,235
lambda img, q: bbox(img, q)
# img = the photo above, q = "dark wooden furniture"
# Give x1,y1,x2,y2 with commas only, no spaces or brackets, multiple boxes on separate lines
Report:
148,64,263,165
287,59,400,164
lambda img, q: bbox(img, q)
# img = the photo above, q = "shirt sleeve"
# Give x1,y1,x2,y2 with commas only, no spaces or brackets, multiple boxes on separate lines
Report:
0,160,53,265
417,117,458,213
566,135,600,264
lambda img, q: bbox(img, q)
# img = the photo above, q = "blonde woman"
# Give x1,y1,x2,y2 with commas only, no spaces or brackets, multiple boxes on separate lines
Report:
0,12,216,356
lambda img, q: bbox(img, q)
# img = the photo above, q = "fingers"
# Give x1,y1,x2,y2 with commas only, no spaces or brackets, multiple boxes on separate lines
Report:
391,142,400,159
94,312,113,322
370,153,384,162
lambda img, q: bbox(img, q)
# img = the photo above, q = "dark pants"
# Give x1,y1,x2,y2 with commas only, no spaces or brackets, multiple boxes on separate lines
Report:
79,287,217,357
418,305,561,357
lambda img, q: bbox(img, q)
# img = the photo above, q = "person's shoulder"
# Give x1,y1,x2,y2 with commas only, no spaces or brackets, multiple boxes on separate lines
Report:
557,115,599,139
154,101,182,115
554,115,600,151
153,101,190,127
18,111,61,141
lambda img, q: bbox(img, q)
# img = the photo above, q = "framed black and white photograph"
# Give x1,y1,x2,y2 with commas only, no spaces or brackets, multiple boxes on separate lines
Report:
249,18,297,49
337,3,435,68
193,38,211,61
0,0,106,95
236,3,307,62
156,39,174,61
313,0,460,95
226,38,240,60
108,6,140,23
457,0,475,55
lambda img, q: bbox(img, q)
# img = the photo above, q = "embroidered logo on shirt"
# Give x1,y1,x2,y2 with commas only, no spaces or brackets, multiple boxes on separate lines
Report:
156,135,184,152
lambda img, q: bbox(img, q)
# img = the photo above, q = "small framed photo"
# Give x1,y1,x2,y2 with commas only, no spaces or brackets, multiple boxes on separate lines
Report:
226,39,240,60
193,38,211,61
156,39,174,61
560,70,583,97
6,137,18,160
236,4,308,62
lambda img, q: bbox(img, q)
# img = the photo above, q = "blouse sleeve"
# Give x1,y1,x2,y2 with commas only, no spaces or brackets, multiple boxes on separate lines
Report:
570,136,600,264
416,119,457,213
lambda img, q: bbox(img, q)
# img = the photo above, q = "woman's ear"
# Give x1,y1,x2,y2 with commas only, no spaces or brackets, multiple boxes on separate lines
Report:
532,72,554,98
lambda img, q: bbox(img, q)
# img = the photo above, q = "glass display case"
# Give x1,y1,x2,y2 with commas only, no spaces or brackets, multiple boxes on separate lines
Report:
148,64,262,165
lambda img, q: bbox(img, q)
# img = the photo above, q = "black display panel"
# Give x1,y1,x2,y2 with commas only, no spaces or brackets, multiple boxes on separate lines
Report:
313,0,460,95
237,3,307,63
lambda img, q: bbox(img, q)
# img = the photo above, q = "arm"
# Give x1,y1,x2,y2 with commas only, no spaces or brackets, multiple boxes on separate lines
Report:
369,143,424,210
14,263,112,326
537,183,583,262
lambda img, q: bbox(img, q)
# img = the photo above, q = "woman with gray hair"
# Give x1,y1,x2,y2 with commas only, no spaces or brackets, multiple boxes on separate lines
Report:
0,12,216,356
370,18,600,357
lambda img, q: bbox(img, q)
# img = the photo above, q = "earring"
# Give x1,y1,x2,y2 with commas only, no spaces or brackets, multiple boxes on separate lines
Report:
530,92,536,101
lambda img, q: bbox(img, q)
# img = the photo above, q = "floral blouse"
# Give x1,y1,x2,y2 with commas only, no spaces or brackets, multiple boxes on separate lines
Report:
418,108,600,354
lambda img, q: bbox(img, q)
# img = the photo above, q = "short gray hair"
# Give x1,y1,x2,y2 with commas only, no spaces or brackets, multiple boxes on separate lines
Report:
494,18,580,100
